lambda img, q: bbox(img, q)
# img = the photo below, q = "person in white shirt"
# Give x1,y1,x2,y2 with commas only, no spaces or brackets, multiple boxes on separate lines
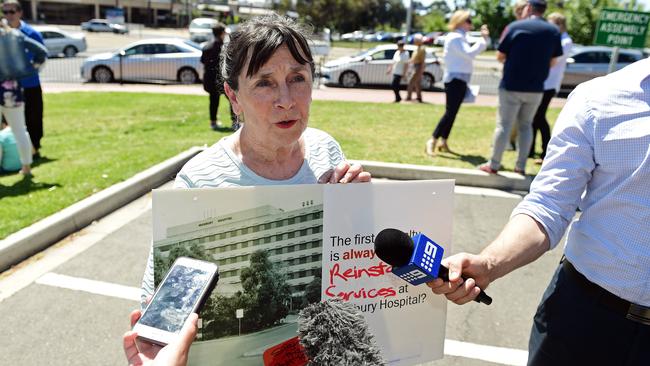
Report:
427,58,650,365
426,10,489,155
386,40,409,103
529,12,572,164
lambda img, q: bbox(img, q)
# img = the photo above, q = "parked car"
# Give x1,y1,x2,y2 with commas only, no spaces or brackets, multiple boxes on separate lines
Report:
81,19,128,34
560,45,644,93
33,25,86,57
320,44,443,90
189,18,219,43
340,30,365,42
81,38,203,84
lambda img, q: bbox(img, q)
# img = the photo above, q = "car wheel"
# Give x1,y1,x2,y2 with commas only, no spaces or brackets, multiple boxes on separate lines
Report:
339,71,360,88
63,46,78,58
421,73,435,91
93,66,114,83
178,68,198,84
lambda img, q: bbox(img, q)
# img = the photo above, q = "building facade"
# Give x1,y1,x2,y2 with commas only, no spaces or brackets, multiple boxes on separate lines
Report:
154,202,323,297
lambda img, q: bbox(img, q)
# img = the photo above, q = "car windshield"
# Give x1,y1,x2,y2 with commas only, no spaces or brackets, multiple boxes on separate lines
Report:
183,40,202,50
352,47,380,58
190,22,214,29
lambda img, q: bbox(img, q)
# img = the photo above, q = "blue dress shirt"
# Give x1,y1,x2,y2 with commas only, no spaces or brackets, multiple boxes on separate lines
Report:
513,58,650,306
18,20,44,88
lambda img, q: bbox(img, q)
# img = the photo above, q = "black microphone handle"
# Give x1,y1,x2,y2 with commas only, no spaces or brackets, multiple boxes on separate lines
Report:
437,266,492,305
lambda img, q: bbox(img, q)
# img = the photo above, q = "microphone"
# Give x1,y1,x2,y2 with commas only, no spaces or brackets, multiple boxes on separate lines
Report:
297,298,386,365
374,228,492,305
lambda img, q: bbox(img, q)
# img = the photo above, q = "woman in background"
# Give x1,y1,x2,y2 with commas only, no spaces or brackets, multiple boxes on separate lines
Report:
426,11,489,155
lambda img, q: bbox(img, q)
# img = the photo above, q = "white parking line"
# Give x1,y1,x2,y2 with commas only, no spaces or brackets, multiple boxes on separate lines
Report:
35,272,140,302
36,271,528,366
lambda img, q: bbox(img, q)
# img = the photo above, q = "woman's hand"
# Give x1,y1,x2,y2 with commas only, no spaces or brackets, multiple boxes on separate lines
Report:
480,24,490,39
319,161,371,184
123,310,198,366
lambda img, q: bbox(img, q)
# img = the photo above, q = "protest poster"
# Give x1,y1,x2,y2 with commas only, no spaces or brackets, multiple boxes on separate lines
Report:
151,180,453,365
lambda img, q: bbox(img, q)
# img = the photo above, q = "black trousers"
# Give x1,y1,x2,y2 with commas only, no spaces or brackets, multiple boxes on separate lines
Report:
528,262,650,366
529,89,555,159
208,91,235,123
433,79,467,139
391,74,402,101
23,85,43,151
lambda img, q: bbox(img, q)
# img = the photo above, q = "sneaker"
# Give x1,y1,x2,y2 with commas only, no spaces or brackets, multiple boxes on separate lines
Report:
478,163,498,174
425,138,436,156
514,167,526,176
210,120,223,131
534,158,544,165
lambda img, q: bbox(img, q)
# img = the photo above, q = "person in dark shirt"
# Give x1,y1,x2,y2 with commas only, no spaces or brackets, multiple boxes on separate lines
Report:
479,0,562,176
201,23,237,131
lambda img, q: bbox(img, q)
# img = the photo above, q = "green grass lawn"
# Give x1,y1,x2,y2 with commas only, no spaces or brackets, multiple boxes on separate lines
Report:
0,92,560,239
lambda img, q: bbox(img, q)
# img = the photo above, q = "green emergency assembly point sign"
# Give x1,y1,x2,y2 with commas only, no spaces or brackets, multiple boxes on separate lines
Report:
594,8,650,49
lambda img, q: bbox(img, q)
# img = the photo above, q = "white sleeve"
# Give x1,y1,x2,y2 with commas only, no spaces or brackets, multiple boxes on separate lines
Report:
512,86,596,248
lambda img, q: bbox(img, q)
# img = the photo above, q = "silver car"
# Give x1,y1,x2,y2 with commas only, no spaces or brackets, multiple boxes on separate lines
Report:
320,44,443,90
81,38,203,84
33,26,87,58
560,46,644,93
189,18,219,43
81,19,128,34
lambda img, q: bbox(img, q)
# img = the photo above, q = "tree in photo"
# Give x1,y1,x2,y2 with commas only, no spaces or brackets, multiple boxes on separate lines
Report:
302,270,322,307
239,250,292,331
153,242,213,285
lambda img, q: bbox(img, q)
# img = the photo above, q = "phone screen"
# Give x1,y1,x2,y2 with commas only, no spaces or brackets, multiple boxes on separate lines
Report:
138,264,212,333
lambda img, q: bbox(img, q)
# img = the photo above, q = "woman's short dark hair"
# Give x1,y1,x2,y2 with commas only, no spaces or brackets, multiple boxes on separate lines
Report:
221,13,314,91
212,23,226,38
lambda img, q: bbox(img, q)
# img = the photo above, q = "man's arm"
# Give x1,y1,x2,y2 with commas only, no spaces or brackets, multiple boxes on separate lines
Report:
496,51,506,63
427,214,549,304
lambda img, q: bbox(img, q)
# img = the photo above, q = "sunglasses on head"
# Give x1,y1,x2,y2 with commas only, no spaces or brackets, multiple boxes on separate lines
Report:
466,18,472,25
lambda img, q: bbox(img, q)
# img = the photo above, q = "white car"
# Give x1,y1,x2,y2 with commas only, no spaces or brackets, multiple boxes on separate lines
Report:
81,38,203,84
189,18,219,43
81,19,128,34
320,44,443,90
34,26,87,57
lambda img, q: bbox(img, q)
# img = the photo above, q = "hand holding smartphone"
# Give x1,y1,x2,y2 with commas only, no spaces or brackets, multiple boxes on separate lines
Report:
133,257,219,347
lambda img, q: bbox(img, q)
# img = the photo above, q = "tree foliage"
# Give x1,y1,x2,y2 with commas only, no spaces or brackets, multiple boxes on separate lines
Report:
153,243,213,285
296,0,406,32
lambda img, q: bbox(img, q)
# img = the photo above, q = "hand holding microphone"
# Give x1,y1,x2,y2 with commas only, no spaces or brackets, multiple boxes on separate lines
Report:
375,229,492,305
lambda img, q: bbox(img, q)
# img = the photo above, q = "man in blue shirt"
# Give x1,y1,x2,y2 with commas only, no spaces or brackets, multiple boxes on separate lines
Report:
479,0,562,176
3,0,44,159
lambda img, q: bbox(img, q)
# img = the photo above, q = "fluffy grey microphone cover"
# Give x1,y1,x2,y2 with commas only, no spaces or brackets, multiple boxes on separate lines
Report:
297,298,386,366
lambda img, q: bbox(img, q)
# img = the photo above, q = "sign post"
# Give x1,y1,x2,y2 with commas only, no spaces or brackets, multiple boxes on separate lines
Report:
236,308,244,336
593,8,650,73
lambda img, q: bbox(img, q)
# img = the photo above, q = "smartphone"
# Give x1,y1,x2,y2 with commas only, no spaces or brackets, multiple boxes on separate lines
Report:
134,257,219,346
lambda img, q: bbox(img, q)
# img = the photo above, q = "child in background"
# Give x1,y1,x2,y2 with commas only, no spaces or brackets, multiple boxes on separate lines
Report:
0,119,25,172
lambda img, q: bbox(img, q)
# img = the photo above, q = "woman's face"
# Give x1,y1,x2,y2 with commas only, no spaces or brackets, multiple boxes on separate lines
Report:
227,44,312,149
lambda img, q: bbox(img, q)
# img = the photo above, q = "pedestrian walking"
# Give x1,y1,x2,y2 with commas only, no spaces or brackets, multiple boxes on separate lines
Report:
386,40,409,103
405,34,425,103
529,12,573,164
201,23,237,131
3,0,45,159
479,0,562,175
426,10,489,155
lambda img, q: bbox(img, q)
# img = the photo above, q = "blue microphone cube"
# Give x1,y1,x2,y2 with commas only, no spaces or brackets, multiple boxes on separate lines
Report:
391,234,444,285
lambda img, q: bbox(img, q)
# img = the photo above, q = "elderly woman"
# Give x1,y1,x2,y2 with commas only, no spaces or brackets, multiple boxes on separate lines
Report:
123,14,371,364
425,11,489,155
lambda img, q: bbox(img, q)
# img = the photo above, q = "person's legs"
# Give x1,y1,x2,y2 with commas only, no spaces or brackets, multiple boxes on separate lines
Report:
391,74,402,102
23,86,43,153
487,89,520,171
406,69,416,100
434,79,467,140
414,64,423,101
209,91,220,124
528,262,650,366
514,92,543,173
3,105,33,173
530,89,554,158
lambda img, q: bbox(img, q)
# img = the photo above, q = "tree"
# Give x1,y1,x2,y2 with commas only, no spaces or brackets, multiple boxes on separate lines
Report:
473,0,513,41
296,0,406,33
416,10,447,33
239,250,292,331
302,271,322,307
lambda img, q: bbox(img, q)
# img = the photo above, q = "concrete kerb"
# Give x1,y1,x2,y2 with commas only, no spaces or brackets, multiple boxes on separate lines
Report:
0,148,530,272
0,146,203,273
